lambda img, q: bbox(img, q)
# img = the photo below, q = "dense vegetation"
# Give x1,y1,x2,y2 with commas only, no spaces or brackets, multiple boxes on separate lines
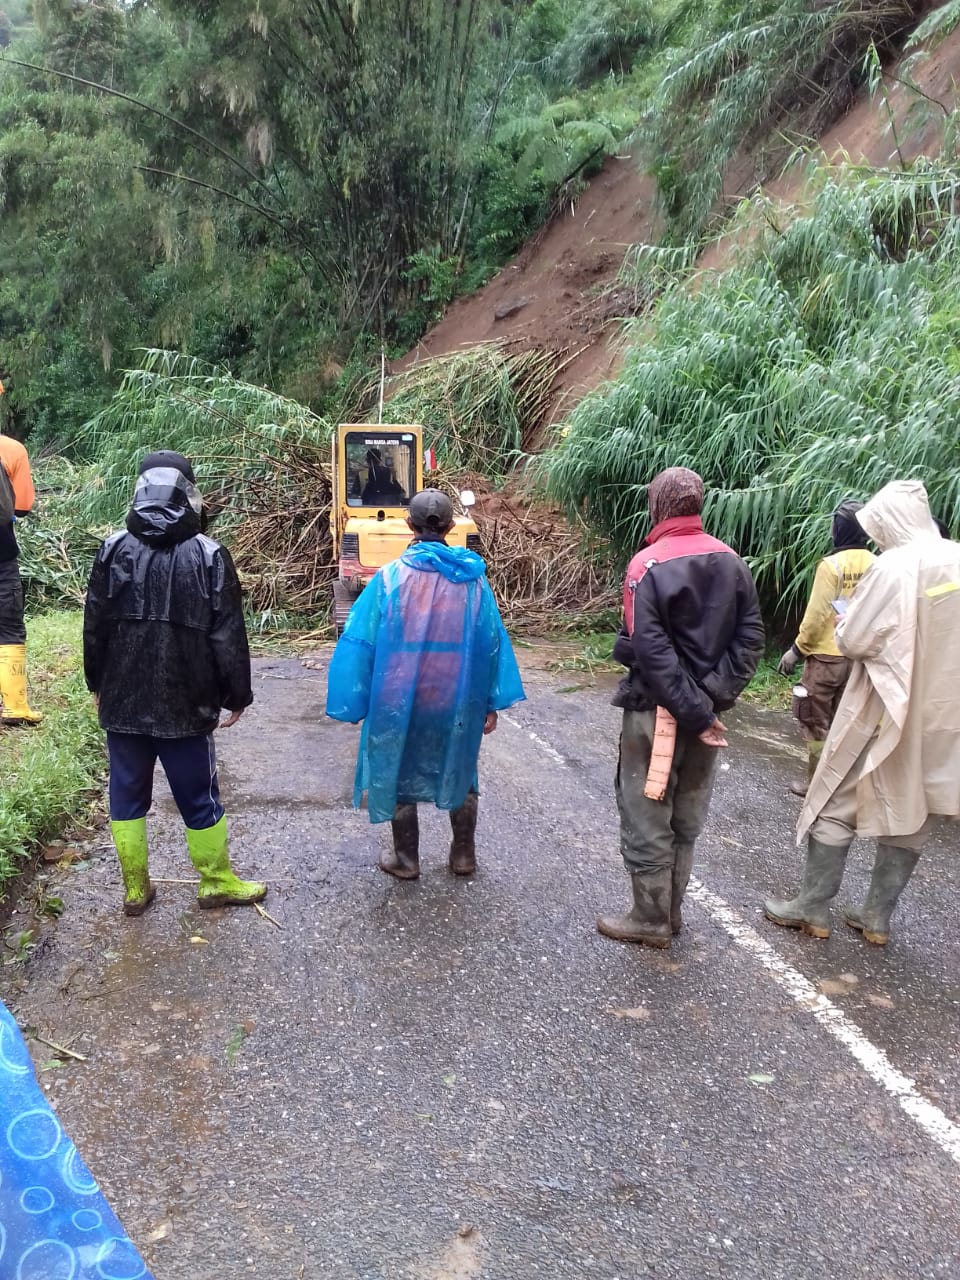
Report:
646,0,927,241
4,0,916,444
0,0,670,441
541,165,960,614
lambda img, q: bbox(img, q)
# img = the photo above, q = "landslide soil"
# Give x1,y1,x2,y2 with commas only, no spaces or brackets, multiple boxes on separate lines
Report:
398,19,960,421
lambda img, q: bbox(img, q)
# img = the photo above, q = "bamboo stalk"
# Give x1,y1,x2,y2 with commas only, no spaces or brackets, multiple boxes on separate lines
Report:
32,1033,87,1063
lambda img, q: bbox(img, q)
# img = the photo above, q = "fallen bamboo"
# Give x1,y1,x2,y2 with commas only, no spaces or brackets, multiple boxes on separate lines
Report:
32,1033,87,1063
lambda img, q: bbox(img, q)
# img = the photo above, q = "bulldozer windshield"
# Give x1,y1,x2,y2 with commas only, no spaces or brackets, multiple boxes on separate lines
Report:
344,430,417,508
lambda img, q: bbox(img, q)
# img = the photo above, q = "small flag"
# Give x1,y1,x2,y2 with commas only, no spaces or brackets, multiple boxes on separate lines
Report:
424,446,436,471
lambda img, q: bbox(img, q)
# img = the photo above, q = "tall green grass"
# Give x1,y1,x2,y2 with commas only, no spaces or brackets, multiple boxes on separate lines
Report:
539,166,960,615
0,612,103,894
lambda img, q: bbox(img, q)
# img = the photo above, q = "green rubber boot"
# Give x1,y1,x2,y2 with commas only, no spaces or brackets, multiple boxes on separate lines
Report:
111,818,156,917
844,843,920,945
764,836,850,939
671,841,695,935
185,816,267,909
597,867,673,949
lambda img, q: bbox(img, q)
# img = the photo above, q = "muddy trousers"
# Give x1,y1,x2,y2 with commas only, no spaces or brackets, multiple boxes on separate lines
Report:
794,654,851,742
616,710,719,875
108,732,224,831
809,747,931,852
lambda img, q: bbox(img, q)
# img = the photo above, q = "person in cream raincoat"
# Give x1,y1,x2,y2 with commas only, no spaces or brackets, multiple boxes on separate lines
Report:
765,480,960,945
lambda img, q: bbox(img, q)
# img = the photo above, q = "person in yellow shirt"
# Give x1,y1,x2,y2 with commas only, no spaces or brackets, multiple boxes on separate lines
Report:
0,381,42,725
778,499,874,795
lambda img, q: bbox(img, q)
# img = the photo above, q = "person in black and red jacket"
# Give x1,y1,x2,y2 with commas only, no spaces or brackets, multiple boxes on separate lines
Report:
597,467,764,949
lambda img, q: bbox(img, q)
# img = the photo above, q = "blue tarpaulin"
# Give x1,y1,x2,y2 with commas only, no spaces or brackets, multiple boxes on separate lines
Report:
0,999,153,1280
326,541,525,821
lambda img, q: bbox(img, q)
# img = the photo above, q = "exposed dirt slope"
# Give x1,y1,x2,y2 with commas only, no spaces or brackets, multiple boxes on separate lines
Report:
395,157,659,416
397,17,960,421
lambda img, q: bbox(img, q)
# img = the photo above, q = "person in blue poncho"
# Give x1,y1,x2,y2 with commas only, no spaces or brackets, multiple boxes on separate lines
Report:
326,488,525,878
0,999,154,1278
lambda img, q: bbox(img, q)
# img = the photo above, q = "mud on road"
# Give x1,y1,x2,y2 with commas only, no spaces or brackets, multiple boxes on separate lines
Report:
2,652,959,1279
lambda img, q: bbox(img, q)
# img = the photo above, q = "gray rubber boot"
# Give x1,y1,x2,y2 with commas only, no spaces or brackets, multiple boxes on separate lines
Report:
764,837,850,939
449,791,478,876
597,867,673,949
844,843,920,945
380,804,420,880
671,842,695,935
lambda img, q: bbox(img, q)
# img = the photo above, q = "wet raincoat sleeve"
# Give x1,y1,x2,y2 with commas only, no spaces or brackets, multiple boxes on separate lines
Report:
835,562,900,665
325,574,384,724
484,586,525,712
208,547,253,712
0,1000,154,1278
82,540,112,694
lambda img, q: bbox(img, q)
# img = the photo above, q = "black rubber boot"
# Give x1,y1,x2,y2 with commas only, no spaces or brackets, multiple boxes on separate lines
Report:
764,836,850,939
449,791,478,876
597,868,673,948
671,842,695,935
845,843,920,945
380,804,420,880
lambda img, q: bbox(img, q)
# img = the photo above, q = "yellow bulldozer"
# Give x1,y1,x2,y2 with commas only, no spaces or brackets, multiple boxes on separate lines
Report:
330,423,480,632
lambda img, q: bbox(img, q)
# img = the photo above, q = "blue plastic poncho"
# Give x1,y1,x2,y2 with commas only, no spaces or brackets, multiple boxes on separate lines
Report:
326,541,525,822
0,999,154,1279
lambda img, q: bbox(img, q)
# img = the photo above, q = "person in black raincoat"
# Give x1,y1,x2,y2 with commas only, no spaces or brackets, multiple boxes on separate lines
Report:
83,452,267,915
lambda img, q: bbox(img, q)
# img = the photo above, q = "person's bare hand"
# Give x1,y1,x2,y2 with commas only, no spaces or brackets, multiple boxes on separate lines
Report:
92,693,100,713
219,708,244,729
698,718,728,748
484,711,498,735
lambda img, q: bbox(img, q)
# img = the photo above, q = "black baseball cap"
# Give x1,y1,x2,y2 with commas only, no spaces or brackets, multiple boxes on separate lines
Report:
408,488,454,530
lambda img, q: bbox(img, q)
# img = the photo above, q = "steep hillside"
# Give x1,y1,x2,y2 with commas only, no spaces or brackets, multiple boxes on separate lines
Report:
396,156,658,417
397,15,960,421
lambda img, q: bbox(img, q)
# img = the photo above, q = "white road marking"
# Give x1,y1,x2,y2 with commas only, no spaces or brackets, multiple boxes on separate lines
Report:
510,714,960,1167
735,726,806,760
688,880,960,1167
500,713,566,766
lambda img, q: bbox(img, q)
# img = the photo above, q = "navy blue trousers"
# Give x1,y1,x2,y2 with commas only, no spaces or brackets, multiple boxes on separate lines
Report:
0,558,26,645
107,732,224,830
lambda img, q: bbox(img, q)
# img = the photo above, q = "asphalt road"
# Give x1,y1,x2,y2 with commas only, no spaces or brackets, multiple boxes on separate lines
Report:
2,651,959,1279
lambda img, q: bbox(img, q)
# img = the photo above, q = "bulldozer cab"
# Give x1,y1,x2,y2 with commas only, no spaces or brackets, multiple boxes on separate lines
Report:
330,423,480,632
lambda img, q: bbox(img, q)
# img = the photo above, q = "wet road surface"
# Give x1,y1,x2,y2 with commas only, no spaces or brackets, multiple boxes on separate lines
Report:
2,653,959,1279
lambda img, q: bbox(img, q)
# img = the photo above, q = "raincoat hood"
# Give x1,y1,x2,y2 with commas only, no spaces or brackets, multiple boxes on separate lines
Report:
856,480,938,551
401,540,486,583
126,465,203,547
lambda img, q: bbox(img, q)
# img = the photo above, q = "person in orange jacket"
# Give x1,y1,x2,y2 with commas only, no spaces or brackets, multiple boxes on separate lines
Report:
0,380,42,725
